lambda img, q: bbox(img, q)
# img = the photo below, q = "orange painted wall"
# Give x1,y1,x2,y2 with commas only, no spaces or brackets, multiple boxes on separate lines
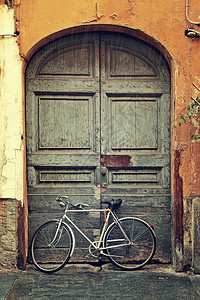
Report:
17,0,200,197
16,0,200,269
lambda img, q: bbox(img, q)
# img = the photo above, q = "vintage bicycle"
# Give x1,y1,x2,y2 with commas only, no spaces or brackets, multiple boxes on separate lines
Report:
31,196,156,273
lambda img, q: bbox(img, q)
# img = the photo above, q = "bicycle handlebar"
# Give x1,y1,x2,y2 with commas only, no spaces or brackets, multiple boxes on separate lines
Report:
56,196,89,210
56,196,122,211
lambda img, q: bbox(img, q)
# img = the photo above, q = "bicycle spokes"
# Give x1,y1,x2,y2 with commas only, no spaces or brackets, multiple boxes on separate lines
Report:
104,217,156,270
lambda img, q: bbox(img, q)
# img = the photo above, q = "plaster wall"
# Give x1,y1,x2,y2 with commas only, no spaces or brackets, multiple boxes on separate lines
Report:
18,0,200,196
0,4,23,201
18,0,200,271
0,4,23,269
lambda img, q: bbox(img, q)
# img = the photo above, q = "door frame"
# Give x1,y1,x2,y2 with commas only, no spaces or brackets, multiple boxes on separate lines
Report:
21,25,181,271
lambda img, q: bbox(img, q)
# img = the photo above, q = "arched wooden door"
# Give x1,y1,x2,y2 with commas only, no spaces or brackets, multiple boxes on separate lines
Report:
26,32,171,262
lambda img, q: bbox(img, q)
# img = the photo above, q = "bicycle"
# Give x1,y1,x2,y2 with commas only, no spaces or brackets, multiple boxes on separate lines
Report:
30,196,156,273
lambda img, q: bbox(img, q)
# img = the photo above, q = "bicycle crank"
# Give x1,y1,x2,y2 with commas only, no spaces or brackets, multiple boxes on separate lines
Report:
88,242,101,258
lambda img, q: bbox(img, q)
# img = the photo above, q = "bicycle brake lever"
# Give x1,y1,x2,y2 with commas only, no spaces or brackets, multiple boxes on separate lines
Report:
75,203,90,209
61,195,68,200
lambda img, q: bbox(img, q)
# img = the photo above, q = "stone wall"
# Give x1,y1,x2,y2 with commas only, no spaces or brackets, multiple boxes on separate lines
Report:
0,199,17,269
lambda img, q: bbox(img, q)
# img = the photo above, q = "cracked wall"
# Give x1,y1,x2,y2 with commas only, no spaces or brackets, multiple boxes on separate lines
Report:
0,4,23,269
0,4,23,200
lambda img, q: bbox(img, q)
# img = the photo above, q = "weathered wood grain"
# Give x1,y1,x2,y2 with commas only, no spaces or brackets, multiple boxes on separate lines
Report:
26,32,171,263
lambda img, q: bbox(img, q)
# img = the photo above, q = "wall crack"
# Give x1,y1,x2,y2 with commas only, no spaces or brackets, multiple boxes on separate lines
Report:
83,3,104,24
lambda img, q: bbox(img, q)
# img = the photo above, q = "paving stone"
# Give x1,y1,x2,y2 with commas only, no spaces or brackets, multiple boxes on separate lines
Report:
2,265,200,300
0,273,17,300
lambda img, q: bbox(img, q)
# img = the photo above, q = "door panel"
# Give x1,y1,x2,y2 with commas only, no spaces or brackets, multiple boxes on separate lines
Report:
26,32,171,262
105,95,159,150
37,45,93,77
26,33,101,260
38,95,95,150
108,48,158,78
100,33,171,262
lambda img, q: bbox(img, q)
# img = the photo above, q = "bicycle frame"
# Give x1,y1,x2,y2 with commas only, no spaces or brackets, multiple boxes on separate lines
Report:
31,198,156,273
59,206,130,255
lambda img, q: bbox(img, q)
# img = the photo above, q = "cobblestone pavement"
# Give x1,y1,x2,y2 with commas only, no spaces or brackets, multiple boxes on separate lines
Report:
1,264,200,300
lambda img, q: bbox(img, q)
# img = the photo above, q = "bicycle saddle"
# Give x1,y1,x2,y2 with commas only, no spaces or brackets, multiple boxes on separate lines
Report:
102,199,122,210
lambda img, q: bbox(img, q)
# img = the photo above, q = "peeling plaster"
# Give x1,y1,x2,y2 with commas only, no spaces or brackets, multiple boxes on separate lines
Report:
174,150,184,271
192,117,200,136
110,13,118,19
0,5,23,201
83,3,104,24
0,143,7,197
4,1,13,9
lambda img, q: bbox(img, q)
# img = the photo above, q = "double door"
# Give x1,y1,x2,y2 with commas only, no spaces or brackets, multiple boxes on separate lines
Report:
26,32,171,261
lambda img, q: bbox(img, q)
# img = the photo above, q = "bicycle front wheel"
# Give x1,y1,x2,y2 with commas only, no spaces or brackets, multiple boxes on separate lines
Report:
104,217,156,270
31,220,73,273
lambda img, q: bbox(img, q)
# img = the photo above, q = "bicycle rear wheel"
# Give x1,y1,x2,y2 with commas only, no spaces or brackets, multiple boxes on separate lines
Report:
104,217,156,270
31,220,73,273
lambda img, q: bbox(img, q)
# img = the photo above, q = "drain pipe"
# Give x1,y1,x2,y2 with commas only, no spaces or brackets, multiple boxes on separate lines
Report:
186,0,200,25
185,0,200,37
0,0,19,38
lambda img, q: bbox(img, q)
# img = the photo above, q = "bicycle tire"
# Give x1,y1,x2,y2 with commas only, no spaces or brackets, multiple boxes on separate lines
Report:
103,217,156,270
31,220,73,273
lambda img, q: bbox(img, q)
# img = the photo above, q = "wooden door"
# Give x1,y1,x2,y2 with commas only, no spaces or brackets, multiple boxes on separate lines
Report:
26,32,171,262
26,33,102,258
100,33,171,262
